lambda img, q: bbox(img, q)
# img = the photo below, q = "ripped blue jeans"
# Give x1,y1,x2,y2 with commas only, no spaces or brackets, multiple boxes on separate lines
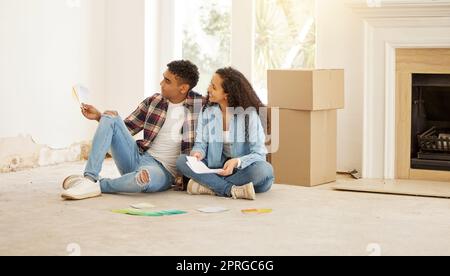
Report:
84,115,173,194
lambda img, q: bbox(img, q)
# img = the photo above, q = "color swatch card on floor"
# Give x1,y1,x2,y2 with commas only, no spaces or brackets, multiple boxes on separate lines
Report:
130,203,155,210
186,156,223,174
197,207,229,213
241,209,273,214
112,209,187,217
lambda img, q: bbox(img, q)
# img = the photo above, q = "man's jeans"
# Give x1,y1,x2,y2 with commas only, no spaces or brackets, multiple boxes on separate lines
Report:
176,154,274,197
84,115,173,193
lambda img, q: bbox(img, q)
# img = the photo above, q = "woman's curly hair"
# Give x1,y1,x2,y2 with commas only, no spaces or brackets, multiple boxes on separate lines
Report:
206,67,265,112
205,67,269,136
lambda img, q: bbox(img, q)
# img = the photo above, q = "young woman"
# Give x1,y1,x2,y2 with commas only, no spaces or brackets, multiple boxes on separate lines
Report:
176,67,274,200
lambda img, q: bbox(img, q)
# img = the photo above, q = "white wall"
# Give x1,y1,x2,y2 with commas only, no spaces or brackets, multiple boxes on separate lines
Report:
0,0,148,149
145,0,162,97
0,0,106,149
316,0,364,173
105,0,146,118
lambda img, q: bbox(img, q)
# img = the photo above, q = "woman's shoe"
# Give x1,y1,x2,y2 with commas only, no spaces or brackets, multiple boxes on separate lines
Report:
231,183,256,200
187,179,216,196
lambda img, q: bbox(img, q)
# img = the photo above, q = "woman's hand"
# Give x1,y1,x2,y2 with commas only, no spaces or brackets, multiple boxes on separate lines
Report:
81,104,101,121
190,151,204,161
218,158,239,177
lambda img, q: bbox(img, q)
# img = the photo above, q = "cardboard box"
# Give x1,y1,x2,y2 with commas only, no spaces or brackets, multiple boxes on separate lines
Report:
267,69,344,187
270,109,337,187
268,69,344,111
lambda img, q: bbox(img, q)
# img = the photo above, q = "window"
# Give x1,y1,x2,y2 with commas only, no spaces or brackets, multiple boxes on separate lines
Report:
172,0,315,101
178,0,232,95
254,0,316,102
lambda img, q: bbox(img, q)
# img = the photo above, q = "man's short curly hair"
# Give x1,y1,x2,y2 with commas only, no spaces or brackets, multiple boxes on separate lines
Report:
167,60,200,91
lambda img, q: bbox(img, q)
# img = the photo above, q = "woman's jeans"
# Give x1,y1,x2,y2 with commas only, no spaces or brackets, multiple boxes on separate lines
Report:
176,154,274,197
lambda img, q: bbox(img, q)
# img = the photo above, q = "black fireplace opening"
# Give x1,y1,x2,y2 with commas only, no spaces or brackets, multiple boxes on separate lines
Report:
411,73,450,171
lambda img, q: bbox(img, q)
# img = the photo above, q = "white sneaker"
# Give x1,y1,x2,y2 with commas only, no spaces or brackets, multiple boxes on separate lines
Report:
231,183,256,200
62,175,84,190
187,179,216,196
61,178,101,200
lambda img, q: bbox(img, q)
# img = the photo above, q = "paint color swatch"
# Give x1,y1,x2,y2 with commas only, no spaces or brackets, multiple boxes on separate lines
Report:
72,84,90,105
241,209,273,214
130,203,156,210
112,209,187,217
197,207,229,213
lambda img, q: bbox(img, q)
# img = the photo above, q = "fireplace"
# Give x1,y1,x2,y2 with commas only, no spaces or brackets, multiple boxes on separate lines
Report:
344,0,450,179
411,74,450,172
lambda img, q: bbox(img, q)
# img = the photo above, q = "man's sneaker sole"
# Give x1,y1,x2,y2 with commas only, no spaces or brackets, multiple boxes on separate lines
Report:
61,192,102,201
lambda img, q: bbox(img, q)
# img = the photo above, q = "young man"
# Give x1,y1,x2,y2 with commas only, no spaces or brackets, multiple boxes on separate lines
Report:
61,60,204,200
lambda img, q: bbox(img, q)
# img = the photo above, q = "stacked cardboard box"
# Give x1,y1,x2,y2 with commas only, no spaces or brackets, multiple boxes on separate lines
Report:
268,69,345,187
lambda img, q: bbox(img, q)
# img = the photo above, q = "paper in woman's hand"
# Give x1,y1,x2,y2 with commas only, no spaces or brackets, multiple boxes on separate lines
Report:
186,156,223,174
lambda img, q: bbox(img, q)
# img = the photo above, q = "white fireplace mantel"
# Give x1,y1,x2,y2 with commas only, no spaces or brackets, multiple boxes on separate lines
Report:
346,0,450,18
345,0,450,179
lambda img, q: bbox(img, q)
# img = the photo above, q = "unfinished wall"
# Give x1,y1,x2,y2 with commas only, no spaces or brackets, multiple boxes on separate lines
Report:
0,0,106,171
0,135,91,173
0,136,43,173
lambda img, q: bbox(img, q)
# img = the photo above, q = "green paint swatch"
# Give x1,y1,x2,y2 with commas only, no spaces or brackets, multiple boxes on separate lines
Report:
112,209,187,217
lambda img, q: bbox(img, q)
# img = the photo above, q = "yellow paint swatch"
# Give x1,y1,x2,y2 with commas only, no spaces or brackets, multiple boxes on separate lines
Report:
72,87,81,105
241,209,273,214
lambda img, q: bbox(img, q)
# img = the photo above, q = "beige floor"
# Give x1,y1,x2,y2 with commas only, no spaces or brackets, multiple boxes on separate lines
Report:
1,160,450,256
335,179,450,198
